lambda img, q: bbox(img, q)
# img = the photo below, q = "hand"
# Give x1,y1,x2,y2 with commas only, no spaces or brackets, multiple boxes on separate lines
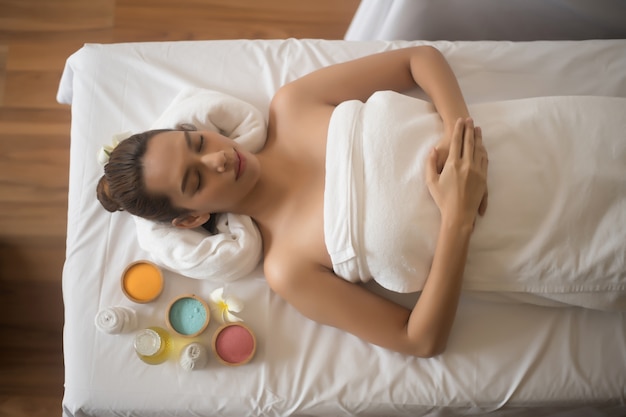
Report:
425,118,489,226
433,140,449,175
440,118,489,216
433,121,461,173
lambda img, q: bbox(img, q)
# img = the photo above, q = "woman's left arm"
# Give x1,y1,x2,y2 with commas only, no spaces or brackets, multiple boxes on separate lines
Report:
276,46,470,174
280,45,469,132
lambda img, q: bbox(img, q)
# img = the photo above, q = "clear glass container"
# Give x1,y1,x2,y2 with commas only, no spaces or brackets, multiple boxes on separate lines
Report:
134,327,171,365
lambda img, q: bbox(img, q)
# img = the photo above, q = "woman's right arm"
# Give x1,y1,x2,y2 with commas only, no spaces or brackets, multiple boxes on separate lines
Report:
266,118,488,357
413,117,488,353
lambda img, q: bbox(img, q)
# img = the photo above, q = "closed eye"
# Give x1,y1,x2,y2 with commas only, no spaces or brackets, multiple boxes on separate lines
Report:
197,135,204,152
196,170,202,193
194,135,204,193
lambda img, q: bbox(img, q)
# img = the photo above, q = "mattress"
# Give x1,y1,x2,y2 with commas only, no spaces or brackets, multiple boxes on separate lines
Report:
58,39,626,417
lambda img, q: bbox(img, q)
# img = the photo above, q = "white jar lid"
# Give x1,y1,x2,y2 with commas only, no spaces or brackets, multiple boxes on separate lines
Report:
134,329,162,356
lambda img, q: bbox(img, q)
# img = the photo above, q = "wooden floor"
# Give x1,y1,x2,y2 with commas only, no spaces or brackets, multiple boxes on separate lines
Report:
0,1,359,415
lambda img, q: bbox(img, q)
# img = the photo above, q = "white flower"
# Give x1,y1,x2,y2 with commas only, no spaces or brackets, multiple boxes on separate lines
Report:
96,131,132,166
96,145,115,165
112,131,132,143
209,287,244,323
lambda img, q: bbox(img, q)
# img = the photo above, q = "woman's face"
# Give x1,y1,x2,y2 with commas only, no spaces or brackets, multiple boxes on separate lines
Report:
142,130,260,218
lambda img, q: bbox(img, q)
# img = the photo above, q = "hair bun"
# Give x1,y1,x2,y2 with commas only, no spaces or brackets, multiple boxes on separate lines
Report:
97,175,122,213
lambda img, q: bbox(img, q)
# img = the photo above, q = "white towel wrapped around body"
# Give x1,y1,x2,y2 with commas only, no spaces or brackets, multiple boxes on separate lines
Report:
324,91,626,309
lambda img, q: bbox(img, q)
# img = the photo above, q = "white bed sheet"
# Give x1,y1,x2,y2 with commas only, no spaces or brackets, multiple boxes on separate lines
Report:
58,39,626,417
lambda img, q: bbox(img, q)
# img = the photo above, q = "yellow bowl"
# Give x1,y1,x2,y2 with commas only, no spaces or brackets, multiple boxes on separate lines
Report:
121,260,163,303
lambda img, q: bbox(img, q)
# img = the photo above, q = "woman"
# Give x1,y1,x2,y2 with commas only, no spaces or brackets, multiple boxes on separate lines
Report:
97,46,493,357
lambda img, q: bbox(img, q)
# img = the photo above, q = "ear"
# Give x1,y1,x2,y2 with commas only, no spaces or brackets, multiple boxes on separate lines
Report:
171,212,211,229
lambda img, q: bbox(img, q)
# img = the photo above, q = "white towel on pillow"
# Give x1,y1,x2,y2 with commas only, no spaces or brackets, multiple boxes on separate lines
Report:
134,213,262,282
151,87,266,153
132,87,265,281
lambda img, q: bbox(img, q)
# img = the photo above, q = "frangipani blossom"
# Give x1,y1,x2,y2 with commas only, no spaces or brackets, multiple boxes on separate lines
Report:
209,287,244,323
96,132,132,165
96,144,116,165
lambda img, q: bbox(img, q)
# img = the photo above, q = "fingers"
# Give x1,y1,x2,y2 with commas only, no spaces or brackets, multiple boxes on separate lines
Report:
478,189,489,216
449,118,479,162
462,118,475,162
473,126,488,171
427,117,490,219
473,125,489,216
435,145,447,174
473,126,482,161
448,118,464,162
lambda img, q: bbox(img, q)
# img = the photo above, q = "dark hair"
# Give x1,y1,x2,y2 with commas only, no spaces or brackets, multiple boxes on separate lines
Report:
96,129,192,223
97,129,218,233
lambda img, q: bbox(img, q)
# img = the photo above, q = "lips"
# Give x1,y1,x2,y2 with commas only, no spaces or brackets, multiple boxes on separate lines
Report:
235,149,246,180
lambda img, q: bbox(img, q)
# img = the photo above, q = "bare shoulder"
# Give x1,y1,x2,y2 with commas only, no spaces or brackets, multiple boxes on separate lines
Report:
262,242,342,325
268,83,335,147
263,240,321,294
269,82,323,117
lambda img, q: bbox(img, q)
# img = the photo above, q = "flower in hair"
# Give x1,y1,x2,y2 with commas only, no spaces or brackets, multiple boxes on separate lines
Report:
97,131,132,166
208,287,244,323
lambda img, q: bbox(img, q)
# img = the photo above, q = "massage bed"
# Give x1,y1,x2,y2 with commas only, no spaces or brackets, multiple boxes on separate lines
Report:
58,39,626,416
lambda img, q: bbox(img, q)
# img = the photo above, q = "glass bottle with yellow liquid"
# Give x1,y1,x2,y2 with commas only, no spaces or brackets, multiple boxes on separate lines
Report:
134,326,172,365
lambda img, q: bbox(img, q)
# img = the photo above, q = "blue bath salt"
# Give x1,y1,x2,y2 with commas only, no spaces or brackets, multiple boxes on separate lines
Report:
169,297,208,335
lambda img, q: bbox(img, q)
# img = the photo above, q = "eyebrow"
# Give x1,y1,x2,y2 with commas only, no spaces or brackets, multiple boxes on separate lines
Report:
180,131,193,194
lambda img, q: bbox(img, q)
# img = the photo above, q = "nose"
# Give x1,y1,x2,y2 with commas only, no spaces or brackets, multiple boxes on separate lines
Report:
200,150,227,173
